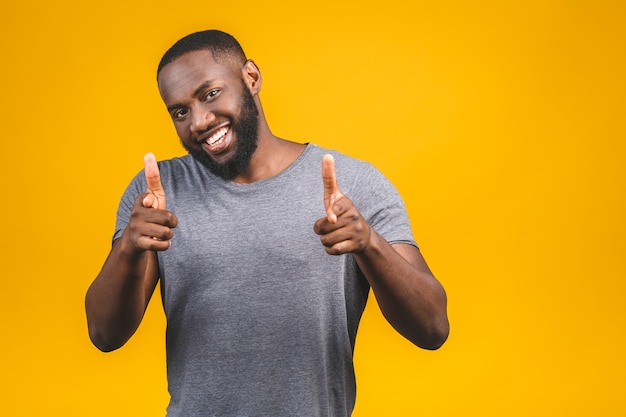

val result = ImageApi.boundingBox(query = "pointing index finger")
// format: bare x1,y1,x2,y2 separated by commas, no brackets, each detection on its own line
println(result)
144,152,166,209
322,154,343,223
322,154,339,197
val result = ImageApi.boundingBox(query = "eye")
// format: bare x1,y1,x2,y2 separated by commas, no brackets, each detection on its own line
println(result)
172,108,188,120
204,89,220,101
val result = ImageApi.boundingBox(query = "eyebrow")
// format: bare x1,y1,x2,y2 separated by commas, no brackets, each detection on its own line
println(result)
192,80,214,98
166,80,215,112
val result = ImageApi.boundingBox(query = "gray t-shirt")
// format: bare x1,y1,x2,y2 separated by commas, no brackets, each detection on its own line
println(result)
114,144,416,416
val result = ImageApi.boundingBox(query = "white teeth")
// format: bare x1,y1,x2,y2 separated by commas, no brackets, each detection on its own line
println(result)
207,127,229,146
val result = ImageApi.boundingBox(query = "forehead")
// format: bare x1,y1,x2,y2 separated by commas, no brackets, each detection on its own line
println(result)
157,49,240,103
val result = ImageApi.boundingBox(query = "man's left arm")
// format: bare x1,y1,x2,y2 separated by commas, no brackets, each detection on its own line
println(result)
313,154,449,350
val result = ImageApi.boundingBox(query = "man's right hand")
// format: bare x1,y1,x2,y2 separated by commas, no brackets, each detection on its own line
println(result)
86,152,175,351
124,153,178,252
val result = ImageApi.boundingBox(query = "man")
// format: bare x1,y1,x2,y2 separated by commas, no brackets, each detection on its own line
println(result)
86,30,448,416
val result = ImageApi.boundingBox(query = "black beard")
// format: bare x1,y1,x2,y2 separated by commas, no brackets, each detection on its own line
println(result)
183,83,259,180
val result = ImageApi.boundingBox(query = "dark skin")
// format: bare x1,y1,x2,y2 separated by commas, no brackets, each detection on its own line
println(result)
85,50,449,352
316,154,449,348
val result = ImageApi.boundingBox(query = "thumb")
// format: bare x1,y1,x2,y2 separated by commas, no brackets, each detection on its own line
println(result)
143,153,166,209
322,154,343,224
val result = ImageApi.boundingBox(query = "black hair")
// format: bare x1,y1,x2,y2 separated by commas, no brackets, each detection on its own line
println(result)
157,30,247,78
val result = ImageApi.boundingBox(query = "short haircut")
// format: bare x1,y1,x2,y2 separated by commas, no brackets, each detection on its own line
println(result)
157,30,247,78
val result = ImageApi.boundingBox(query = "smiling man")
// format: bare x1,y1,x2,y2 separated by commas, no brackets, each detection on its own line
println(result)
85,30,449,416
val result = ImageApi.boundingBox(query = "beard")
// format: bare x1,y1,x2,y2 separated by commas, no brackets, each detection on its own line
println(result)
183,83,259,180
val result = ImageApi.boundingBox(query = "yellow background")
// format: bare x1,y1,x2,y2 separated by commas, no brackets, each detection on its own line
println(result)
2,1,624,415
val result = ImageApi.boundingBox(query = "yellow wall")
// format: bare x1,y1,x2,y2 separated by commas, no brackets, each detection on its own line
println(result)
2,1,624,415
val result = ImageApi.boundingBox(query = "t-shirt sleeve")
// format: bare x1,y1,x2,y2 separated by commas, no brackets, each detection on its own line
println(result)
341,161,417,247
112,170,147,243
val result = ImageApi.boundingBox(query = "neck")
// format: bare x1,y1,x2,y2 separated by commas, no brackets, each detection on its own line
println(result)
231,119,305,184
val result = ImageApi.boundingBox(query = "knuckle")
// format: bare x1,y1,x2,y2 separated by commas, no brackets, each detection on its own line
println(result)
328,243,344,255
314,218,330,235
164,212,178,227
319,235,331,247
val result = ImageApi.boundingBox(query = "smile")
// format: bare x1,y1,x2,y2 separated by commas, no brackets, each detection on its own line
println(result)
206,126,229,146
200,125,233,155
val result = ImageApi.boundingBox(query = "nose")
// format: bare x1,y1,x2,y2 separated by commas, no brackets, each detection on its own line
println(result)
190,107,216,134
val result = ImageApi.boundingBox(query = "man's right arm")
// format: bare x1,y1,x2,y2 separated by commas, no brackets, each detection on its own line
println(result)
85,153,177,352
85,232,161,352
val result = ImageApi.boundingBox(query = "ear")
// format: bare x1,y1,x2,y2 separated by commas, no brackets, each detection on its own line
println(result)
242,59,262,95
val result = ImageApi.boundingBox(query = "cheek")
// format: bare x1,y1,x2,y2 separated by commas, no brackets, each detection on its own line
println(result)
175,124,192,143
